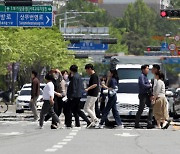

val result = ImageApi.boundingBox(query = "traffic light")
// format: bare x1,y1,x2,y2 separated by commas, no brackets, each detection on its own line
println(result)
146,46,161,51
5,0,32,6
178,47,180,56
160,10,180,18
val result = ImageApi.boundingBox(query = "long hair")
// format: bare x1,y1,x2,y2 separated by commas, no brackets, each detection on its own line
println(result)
110,69,119,81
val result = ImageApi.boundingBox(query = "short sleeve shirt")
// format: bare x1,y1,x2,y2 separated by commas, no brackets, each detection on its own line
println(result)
43,82,54,100
87,73,99,97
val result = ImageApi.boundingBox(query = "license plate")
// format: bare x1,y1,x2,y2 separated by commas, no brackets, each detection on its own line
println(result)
129,111,137,115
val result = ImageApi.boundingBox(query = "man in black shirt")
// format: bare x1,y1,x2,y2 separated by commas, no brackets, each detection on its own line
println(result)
84,64,99,127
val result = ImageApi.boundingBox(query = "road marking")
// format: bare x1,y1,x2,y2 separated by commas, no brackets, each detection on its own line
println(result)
62,138,72,142
66,136,74,139
0,132,23,136
52,145,63,149
72,129,79,132
69,132,77,136
115,133,139,137
45,127,80,152
45,149,58,152
58,142,67,145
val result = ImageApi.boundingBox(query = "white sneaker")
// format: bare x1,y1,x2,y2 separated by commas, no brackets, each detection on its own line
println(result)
95,124,103,129
94,119,100,126
114,125,124,129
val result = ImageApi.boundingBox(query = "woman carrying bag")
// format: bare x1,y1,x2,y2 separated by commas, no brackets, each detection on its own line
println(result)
95,70,123,129
152,72,170,129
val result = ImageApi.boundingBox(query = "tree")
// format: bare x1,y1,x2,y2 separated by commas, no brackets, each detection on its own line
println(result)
123,0,157,37
119,0,158,55
65,0,112,27
0,27,87,89
107,27,128,54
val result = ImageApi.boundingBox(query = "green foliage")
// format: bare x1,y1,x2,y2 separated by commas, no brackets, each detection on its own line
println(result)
123,0,157,36
107,27,128,54
0,27,86,87
66,0,111,27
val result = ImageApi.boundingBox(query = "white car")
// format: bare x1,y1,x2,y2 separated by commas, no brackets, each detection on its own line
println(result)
22,83,46,90
16,88,44,113
108,79,149,121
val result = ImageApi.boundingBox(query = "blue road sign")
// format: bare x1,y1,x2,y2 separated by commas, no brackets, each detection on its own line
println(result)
18,12,52,27
0,12,17,26
163,57,180,64
68,42,108,50
161,42,169,51
0,12,52,27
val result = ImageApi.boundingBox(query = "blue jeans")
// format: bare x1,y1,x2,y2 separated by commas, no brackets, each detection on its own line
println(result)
100,95,122,126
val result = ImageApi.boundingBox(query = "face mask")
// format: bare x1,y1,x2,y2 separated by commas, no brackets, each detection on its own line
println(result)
64,74,68,80
54,73,59,80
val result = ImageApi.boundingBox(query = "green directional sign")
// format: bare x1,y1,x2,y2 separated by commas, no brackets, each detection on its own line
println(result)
0,6,52,12
0,5,5,12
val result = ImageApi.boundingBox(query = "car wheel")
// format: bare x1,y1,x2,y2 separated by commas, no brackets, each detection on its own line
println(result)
16,110,24,113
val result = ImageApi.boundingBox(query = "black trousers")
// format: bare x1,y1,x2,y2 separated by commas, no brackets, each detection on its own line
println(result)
95,99,101,118
100,95,106,112
135,94,153,127
45,96,64,125
64,98,90,127
39,100,60,127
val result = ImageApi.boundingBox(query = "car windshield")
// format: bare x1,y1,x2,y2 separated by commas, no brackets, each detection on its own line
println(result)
117,68,153,80
20,90,31,96
20,90,42,96
118,83,139,94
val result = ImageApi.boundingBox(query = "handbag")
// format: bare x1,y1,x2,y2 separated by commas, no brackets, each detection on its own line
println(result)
108,86,118,97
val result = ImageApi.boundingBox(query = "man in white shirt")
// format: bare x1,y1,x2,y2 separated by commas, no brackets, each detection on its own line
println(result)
39,73,60,129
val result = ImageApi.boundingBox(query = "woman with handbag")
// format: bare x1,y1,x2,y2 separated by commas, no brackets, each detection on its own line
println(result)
95,70,123,129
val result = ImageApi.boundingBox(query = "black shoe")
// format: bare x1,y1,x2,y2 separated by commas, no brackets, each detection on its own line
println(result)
162,120,171,129
51,124,58,129
134,125,143,129
147,124,155,129
87,122,94,128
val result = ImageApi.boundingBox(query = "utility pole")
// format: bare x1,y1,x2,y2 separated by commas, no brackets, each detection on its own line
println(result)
11,62,15,103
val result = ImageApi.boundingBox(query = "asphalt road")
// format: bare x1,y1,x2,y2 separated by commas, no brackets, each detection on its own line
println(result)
1,105,180,154
0,120,180,154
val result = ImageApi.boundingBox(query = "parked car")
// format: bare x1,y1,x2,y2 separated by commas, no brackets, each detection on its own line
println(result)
172,88,180,119
16,88,43,113
22,83,46,90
